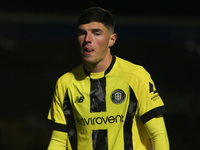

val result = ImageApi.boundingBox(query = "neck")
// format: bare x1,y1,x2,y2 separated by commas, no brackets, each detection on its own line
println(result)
84,55,113,73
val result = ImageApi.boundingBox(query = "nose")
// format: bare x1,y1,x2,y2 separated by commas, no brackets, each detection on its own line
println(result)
84,33,92,43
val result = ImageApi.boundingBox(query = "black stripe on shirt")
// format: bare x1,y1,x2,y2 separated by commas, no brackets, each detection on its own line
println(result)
123,87,137,150
63,89,77,150
90,77,106,112
92,129,108,150
140,106,167,124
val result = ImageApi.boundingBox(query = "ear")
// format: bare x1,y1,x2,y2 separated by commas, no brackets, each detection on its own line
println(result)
108,33,117,48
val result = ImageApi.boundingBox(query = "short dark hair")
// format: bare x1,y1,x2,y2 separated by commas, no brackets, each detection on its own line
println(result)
77,7,115,32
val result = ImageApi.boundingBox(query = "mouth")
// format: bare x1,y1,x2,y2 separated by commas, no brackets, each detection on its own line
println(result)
83,47,94,55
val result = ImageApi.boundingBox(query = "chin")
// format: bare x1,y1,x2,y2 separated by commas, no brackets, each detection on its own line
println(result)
84,60,95,65
83,58,97,65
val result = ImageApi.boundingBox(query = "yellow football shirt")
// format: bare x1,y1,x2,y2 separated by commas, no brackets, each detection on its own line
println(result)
48,56,166,150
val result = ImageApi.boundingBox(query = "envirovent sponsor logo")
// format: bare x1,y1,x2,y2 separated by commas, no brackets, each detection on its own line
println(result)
77,115,124,125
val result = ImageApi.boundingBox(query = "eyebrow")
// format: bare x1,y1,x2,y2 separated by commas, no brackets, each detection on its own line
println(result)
91,28,103,33
77,28,103,32
77,28,86,32
77,29,86,35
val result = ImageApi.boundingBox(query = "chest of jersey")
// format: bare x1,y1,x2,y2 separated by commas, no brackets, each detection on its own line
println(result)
64,74,137,150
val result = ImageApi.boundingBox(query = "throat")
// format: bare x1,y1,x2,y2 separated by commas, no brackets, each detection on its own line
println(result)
84,55,113,73
84,63,102,73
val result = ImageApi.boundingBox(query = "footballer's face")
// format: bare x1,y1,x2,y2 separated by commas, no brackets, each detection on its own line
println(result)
77,22,116,67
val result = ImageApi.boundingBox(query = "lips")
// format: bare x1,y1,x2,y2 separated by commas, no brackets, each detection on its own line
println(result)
83,47,94,55
84,47,93,51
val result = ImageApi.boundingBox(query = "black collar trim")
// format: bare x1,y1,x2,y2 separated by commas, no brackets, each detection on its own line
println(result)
83,65,90,76
83,55,116,77
105,55,116,75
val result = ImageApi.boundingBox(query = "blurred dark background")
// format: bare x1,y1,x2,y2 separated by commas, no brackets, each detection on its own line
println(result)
1,1,200,150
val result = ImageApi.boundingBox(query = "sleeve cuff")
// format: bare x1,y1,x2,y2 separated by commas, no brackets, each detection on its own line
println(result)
140,106,167,124
48,119,67,132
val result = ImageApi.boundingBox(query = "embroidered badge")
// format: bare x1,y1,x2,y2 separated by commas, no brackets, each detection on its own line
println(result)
111,89,126,104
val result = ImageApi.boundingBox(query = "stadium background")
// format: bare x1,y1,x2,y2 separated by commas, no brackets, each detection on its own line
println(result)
1,1,200,149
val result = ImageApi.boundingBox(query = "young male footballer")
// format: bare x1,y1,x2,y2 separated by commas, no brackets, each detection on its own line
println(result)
47,7,169,150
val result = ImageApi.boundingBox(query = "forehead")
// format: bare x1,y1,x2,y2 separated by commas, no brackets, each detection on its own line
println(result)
78,22,108,31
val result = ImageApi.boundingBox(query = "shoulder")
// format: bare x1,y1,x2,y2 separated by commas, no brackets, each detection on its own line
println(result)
56,63,85,88
113,56,150,80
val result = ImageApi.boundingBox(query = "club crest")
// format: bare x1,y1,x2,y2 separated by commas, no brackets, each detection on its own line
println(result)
111,89,126,104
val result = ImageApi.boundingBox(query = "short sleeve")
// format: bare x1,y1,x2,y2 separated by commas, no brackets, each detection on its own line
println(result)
136,68,166,124
48,80,68,132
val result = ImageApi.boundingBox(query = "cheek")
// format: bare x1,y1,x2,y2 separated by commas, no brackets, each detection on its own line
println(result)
97,38,109,48
77,40,84,52
78,37,84,45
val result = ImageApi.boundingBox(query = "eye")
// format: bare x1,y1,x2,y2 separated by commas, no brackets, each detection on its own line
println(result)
77,29,86,36
94,32,101,36
92,29,102,36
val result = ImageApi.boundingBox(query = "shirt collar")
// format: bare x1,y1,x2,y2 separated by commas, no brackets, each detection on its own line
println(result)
83,55,116,77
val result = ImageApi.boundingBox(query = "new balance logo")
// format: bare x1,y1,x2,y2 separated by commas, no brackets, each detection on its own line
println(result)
78,96,84,103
